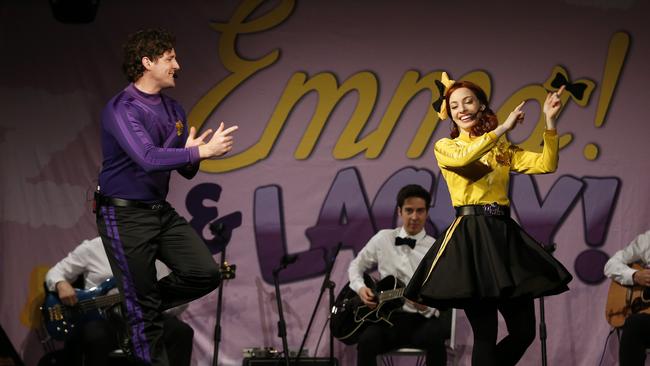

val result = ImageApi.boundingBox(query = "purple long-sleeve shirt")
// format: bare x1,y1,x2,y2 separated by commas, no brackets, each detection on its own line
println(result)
98,84,201,202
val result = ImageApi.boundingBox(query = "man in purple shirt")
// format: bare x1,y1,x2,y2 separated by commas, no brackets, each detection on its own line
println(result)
95,28,237,366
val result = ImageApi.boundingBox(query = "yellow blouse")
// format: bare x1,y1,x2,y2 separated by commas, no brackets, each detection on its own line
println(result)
433,130,558,207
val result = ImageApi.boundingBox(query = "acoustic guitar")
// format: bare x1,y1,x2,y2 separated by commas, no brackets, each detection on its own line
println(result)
605,263,650,327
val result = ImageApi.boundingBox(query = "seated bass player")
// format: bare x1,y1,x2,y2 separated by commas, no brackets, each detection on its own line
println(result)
604,229,650,366
347,184,447,366
44,237,194,366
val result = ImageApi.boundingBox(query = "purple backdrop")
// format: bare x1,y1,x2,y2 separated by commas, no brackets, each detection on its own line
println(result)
2,0,649,365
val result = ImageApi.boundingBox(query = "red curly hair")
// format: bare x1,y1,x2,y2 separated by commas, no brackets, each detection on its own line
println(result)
444,81,498,138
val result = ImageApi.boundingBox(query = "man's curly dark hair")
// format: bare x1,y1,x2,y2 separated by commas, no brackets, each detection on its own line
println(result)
122,28,176,82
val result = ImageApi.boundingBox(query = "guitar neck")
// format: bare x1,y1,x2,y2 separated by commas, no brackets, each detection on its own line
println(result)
378,288,405,302
78,293,122,312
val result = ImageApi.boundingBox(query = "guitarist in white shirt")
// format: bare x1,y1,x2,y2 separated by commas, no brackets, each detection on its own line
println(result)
45,237,194,366
348,184,447,366
603,229,650,366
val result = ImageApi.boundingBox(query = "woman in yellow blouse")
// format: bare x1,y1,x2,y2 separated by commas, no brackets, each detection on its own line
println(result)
405,75,573,366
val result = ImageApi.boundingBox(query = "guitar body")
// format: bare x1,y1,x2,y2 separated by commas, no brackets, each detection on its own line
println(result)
330,274,405,345
42,277,121,340
605,263,650,328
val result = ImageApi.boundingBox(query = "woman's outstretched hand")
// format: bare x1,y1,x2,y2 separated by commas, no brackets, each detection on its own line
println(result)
495,101,525,137
543,85,566,128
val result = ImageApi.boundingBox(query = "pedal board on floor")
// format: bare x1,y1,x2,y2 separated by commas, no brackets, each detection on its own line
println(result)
242,347,280,358
242,358,338,366
242,347,336,365
242,347,310,358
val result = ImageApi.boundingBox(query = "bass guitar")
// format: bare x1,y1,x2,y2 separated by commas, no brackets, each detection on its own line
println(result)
605,263,650,327
330,274,405,345
41,277,123,340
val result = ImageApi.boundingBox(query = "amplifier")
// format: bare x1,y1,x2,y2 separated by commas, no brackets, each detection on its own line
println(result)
242,357,338,366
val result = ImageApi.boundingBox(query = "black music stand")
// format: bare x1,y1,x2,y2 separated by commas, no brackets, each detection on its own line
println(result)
211,222,236,366
295,243,342,365
273,254,298,366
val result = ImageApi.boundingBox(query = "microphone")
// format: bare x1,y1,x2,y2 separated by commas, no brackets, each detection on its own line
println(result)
273,254,298,276
173,73,179,79
460,112,480,123
543,243,557,254
470,105,486,121
456,110,482,124
281,254,298,267
209,221,224,234
208,221,232,252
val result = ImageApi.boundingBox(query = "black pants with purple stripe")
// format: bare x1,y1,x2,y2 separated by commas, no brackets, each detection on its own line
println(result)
97,204,220,366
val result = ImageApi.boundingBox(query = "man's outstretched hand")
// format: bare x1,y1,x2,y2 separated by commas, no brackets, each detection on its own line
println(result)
196,122,239,159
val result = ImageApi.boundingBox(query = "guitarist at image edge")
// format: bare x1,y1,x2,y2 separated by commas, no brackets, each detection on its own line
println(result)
604,229,650,366
43,237,194,366
343,184,448,366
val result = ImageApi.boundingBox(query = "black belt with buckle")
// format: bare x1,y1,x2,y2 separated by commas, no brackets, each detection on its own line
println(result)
96,195,169,210
455,203,510,217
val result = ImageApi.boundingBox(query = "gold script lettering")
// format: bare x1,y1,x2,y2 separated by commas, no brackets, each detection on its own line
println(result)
188,0,295,173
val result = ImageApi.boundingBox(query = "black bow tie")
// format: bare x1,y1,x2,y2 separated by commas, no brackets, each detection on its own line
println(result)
395,237,416,249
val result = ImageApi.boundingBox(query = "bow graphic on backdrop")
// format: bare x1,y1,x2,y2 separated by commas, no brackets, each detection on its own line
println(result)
543,65,595,106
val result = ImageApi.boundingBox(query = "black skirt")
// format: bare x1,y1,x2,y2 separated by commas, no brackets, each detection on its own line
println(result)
404,214,572,309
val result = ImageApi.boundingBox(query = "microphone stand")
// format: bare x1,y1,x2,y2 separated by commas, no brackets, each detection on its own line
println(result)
295,242,343,365
211,223,236,366
539,243,556,366
327,277,335,364
540,295,548,366
273,255,298,366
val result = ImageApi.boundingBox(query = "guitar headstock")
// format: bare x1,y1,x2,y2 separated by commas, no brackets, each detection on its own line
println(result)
221,261,236,280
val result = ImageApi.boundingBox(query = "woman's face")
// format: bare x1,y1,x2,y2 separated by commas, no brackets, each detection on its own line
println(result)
448,87,484,132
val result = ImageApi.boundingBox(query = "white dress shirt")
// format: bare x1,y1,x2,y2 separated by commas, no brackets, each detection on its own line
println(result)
46,237,114,292
45,237,185,314
348,227,436,317
604,230,650,286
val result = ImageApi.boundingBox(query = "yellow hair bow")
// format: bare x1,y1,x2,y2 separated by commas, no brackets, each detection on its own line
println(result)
431,72,455,120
